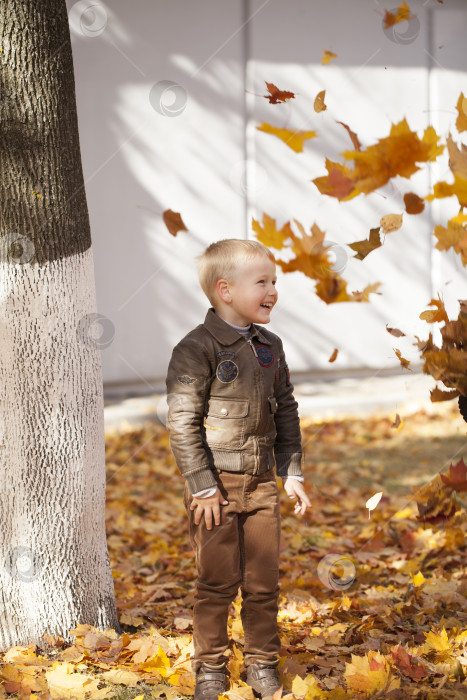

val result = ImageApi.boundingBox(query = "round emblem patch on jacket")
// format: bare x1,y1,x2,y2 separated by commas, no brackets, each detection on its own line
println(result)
255,345,275,367
216,360,239,383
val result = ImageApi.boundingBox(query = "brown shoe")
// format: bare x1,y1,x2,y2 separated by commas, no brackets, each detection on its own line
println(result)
194,663,228,700
246,662,282,700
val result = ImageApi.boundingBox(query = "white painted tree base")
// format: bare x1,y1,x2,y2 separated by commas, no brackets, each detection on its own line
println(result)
0,246,119,649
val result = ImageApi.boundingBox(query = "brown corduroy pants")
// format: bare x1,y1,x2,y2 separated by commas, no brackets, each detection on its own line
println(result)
183,468,281,673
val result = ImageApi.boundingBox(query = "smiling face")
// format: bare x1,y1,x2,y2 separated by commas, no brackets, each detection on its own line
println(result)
215,254,278,326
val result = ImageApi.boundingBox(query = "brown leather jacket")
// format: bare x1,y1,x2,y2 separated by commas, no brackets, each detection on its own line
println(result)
166,308,303,494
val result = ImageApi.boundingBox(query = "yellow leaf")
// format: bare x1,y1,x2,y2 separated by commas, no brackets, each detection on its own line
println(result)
411,571,426,587
99,669,141,687
425,628,451,652
456,92,467,133
45,662,104,699
252,214,293,249
256,122,317,153
322,50,338,65
344,651,400,695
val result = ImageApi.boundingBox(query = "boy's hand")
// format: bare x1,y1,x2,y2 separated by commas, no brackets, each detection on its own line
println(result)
283,479,311,515
190,488,228,530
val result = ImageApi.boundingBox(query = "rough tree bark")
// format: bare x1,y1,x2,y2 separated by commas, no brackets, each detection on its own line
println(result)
0,0,120,648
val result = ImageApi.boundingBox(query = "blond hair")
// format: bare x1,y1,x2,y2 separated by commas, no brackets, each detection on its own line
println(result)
197,239,274,306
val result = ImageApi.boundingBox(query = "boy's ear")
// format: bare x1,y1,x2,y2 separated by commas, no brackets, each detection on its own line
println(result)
216,278,231,304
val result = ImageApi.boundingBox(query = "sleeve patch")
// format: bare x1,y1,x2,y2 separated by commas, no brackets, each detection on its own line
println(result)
177,375,197,384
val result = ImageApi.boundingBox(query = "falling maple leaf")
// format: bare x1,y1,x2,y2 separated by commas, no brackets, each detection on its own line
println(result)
434,216,467,267
328,348,338,363
313,119,443,200
251,214,293,249
321,49,337,65
380,213,403,233
313,90,327,113
440,458,467,492
256,122,317,153
419,296,449,324
455,92,467,133
427,134,467,207
384,2,415,29
392,413,403,429
349,227,382,260
163,209,188,237
404,192,425,214
264,81,295,104
336,121,362,151
394,348,411,370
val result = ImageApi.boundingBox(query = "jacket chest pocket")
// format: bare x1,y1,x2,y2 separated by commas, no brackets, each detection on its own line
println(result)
204,397,249,448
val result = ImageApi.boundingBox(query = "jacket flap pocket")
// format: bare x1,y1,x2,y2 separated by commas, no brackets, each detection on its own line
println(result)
208,397,249,418
268,396,278,414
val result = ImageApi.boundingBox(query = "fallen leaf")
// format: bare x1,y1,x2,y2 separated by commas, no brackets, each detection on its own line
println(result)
380,213,403,233
349,228,382,260
264,81,295,104
328,348,338,363
394,348,411,370
404,192,425,214
163,210,188,237
322,50,337,65
314,90,327,113
256,122,317,153
386,325,406,337
384,2,415,29
440,458,467,492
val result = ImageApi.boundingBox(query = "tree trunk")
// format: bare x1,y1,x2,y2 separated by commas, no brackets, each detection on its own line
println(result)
0,0,120,649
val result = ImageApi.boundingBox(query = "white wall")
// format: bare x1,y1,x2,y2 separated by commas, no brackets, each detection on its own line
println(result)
66,0,467,391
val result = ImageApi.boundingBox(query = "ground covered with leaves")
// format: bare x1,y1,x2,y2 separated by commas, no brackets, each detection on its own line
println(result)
0,403,466,699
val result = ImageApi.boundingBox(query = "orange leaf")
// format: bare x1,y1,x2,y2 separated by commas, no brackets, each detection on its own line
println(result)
336,121,361,151
163,210,188,237
384,2,415,29
456,92,467,133
404,192,425,214
264,81,295,104
321,50,337,65
390,645,427,681
256,122,317,153
251,214,293,249
328,348,338,363
434,216,467,267
314,90,327,113
440,458,467,492
419,296,449,324
394,348,411,370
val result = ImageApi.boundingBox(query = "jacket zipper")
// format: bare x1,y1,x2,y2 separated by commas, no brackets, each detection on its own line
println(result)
246,337,260,474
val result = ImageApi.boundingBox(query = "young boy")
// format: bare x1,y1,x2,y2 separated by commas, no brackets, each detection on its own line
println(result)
166,239,311,700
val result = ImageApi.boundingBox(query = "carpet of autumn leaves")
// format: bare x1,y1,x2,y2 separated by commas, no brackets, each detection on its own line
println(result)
1,402,467,699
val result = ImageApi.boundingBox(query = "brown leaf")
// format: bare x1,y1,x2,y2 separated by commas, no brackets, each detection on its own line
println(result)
336,121,361,151
349,228,382,260
328,348,338,363
440,458,467,492
264,81,295,104
430,387,460,402
419,296,449,324
404,192,425,214
394,348,412,370
163,209,188,237
386,325,406,337
390,645,427,681
314,90,327,113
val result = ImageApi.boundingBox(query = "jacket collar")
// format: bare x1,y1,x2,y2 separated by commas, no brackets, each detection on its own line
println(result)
203,308,272,346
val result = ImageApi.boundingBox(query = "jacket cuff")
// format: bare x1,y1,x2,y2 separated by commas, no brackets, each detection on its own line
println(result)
184,466,218,495
275,452,303,478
